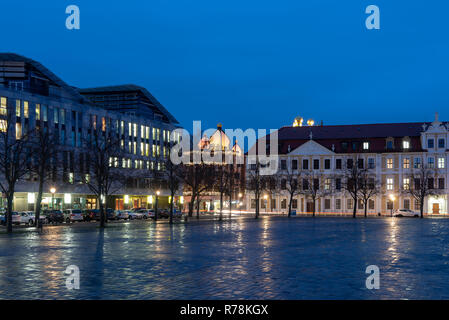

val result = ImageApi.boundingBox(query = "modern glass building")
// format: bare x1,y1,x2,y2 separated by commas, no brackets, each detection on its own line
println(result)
0,53,181,211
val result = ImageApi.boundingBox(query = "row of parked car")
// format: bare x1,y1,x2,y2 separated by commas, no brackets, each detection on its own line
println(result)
0,207,183,226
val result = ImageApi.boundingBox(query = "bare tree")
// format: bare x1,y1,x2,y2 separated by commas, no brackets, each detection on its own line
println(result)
263,175,279,213
341,156,365,218
403,165,442,218
301,170,331,217
0,109,32,232
246,158,264,219
30,127,60,226
357,169,379,218
225,162,240,219
80,128,124,228
280,167,302,217
215,163,229,221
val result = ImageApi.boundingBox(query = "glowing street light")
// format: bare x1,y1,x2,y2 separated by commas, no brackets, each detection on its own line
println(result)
155,190,160,221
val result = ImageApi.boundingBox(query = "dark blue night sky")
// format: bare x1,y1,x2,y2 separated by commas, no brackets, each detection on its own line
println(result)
1,1,449,132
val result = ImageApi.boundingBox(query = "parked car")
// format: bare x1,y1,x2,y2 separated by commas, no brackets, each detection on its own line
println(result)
20,211,45,225
393,209,419,218
138,209,154,219
0,212,21,225
0,214,5,225
114,210,129,220
128,211,143,220
158,209,170,219
43,210,64,223
63,209,84,223
106,208,116,221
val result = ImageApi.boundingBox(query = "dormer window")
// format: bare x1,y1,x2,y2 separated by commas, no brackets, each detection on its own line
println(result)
386,140,393,150
403,140,410,149
363,142,369,150
428,139,434,149
438,138,445,149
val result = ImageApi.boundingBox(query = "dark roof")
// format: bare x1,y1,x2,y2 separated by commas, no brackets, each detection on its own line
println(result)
0,53,87,103
277,122,434,140
79,84,179,124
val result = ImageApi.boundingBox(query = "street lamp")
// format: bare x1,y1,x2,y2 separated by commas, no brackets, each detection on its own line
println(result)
389,194,396,217
155,190,160,221
50,187,56,210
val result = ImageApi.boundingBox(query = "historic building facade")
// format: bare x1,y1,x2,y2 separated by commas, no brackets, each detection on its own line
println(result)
245,115,449,215
0,53,181,211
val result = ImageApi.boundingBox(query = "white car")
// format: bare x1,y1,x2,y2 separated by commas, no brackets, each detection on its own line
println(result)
12,212,21,225
128,211,143,220
114,210,129,220
393,209,419,217
20,211,46,225
63,209,84,223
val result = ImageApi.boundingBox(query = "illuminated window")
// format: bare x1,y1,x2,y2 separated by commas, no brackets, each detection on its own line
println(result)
403,140,410,149
152,145,156,157
24,101,29,118
128,123,132,136
120,121,124,135
141,142,145,156
102,117,106,131
146,126,150,139
15,100,21,117
387,158,393,169
0,119,7,132
403,178,410,190
403,158,410,169
15,123,22,139
363,142,369,150
133,123,137,137
387,178,393,190
438,157,445,169
324,178,331,190
141,125,144,138
35,104,40,120
0,97,7,115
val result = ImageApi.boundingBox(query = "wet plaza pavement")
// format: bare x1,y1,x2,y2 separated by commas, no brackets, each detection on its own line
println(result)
1,217,449,299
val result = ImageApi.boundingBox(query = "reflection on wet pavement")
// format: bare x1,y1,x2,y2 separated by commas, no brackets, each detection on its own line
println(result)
1,217,449,299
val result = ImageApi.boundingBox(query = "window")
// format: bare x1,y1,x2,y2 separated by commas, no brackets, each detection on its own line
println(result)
42,105,48,121
313,179,319,190
403,158,410,169
369,199,375,210
23,101,29,118
15,100,21,117
324,199,331,210
347,199,353,210
251,199,256,209
325,178,331,190
414,157,421,168
414,199,421,211
281,179,287,190
363,142,369,150
324,159,330,169
281,199,287,209
0,97,7,115
403,178,410,190
302,179,309,190
54,107,59,124
292,159,298,170
271,199,276,209
387,158,393,169
438,157,445,169
292,199,297,209
335,199,341,210
358,158,364,169
302,159,309,170
439,178,445,190
387,200,393,210
352,142,359,151
428,178,434,190
368,158,375,169
341,142,348,150
404,199,410,210
438,138,445,149
347,159,353,169
428,157,435,168
358,199,364,210
387,178,393,190
386,140,393,150
35,104,40,120
15,123,22,139
280,159,287,170
336,178,341,190
428,139,434,148
336,159,342,169
403,140,410,149
60,109,65,125
313,159,319,170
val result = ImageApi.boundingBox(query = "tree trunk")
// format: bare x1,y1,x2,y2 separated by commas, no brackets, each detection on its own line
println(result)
420,198,424,218
353,197,357,218
364,200,367,218
188,200,193,217
196,199,200,219
255,197,259,219
99,196,105,228
219,191,223,221
6,193,13,233
228,193,232,219
312,198,316,217
34,178,44,227
288,195,293,218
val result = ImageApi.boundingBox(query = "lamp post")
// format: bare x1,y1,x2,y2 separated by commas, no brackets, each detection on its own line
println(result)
389,194,396,217
50,187,56,210
155,190,160,221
